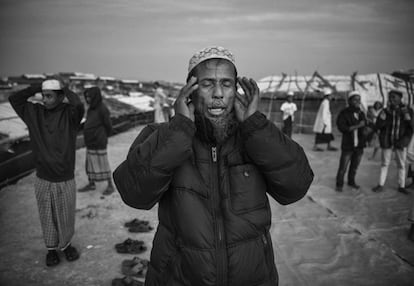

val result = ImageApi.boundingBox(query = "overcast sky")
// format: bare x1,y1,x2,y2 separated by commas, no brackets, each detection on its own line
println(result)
0,0,413,82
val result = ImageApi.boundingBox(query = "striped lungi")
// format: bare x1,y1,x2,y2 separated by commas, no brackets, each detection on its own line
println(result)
34,177,76,250
85,149,112,181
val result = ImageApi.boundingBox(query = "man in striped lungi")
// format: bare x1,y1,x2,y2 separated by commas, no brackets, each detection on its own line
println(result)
78,87,115,195
9,79,84,267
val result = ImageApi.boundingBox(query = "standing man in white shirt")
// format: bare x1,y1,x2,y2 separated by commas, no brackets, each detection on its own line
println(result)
280,91,297,138
313,88,337,151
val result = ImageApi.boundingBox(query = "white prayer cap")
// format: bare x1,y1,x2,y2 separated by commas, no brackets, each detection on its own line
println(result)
349,90,360,97
188,46,236,74
41,79,62,91
287,91,294,96
323,88,332,96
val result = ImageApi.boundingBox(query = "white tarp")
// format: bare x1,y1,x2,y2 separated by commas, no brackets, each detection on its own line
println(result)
258,73,414,109
0,102,28,145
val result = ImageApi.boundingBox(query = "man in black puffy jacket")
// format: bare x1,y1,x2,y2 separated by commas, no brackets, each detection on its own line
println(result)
113,46,314,286
372,90,414,194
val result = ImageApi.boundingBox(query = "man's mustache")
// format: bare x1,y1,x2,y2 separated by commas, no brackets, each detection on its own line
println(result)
210,100,226,108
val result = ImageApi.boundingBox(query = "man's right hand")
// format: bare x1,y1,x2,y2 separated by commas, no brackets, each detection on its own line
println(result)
379,111,386,121
174,76,198,122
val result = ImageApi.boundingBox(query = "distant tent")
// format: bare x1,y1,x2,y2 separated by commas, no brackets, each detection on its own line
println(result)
258,72,414,108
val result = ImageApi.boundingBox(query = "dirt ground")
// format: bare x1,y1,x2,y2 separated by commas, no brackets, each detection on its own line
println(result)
0,126,413,286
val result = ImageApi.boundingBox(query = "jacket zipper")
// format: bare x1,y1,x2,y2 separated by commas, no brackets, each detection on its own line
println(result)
211,146,227,286
262,232,276,280
212,146,217,162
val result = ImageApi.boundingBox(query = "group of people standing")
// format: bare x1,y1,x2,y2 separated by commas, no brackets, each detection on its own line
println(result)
331,89,413,195
335,89,414,241
280,87,414,241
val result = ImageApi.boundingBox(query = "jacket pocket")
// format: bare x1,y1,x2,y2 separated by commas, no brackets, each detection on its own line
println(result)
229,164,267,214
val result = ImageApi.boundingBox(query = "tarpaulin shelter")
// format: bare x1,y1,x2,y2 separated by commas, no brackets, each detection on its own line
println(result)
256,72,414,134
257,72,414,109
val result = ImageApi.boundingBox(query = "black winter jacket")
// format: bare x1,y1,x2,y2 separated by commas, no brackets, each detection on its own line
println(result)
83,87,113,150
376,105,414,149
113,112,314,286
9,84,84,182
336,107,367,151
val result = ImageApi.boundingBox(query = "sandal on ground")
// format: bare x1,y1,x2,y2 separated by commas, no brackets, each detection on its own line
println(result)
116,244,147,254
115,239,146,254
46,250,60,267
121,258,149,277
124,219,149,228
128,224,153,233
112,276,144,286
78,184,96,192
63,245,80,261
122,256,149,267
103,186,115,196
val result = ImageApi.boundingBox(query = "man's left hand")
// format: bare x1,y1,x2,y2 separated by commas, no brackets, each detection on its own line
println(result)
234,77,260,122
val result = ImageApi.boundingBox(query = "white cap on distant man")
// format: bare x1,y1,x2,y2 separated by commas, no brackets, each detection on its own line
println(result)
349,90,360,97
323,88,332,96
287,91,294,96
42,79,62,91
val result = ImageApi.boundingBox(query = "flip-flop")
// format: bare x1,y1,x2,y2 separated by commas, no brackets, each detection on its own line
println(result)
124,219,150,228
126,244,147,255
115,239,145,254
122,256,149,268
121,259,149,277
103,187,115,196
128,224,153,233
78,184,96,192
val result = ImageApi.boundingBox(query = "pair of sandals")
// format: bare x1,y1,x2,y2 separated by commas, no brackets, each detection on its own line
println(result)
112,257,148,285
46,245,79,267
121,256,149,278
124,218,153,233
78,183,114,196
115,238,147,254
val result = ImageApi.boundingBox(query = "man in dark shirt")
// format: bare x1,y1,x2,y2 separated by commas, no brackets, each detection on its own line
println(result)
79,87,114,195
9,79,84,266
335,91,367,192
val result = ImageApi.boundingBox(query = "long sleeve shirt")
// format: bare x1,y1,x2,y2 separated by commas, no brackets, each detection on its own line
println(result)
9,85,84,182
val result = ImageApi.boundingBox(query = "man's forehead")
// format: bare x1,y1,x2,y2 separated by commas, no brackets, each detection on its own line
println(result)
196,59,236,78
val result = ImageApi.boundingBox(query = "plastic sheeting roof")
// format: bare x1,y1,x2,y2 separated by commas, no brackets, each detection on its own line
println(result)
0,102,28,145
258,73,414,108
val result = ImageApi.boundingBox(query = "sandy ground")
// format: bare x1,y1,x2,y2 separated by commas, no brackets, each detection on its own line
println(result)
0,126,414,286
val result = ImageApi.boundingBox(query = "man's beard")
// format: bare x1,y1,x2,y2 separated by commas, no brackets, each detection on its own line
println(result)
194,110,239,144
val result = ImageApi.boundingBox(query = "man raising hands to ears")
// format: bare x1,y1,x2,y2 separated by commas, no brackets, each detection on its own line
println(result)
114,46,313,286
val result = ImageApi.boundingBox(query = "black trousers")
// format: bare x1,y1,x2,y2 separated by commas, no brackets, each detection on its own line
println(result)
336,148,364,187
282,116,293,138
